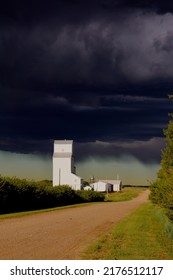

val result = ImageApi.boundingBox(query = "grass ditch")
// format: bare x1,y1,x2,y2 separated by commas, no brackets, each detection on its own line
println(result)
81,202,173,260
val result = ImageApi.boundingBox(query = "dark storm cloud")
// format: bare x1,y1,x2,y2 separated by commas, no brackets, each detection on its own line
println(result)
0,0,173,164
75,137,165,164
2,8,173,90
1,1,173,24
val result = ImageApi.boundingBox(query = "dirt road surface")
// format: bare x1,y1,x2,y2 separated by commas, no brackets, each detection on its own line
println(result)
0,190,149,259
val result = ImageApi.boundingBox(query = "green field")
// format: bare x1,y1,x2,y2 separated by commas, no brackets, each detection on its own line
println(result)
81,202,173,260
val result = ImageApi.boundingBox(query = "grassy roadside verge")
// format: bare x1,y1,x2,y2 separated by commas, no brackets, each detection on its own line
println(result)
81,202,173,260
0,187,147,219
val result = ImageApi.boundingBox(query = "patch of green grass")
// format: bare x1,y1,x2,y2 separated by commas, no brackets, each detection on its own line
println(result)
81,202,173,260
105,187,147,202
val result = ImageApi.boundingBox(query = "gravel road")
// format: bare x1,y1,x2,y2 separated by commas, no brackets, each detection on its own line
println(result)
0,190,149,260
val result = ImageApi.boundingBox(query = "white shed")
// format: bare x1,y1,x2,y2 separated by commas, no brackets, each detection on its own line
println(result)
83,185,93,191
53,140,82,190
102,180,122,192
91,179,122,192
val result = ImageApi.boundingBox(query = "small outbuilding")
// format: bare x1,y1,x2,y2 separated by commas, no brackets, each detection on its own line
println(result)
83,185,93,191
91,179,122,192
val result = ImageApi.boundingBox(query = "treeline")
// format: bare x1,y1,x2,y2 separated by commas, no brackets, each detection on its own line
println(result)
0,176,105,214
150,95,173,220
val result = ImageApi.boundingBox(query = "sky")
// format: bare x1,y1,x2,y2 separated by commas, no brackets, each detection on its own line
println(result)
1,0,173,185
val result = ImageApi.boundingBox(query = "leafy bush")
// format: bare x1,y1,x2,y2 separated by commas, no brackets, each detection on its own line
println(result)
150,176,173,220
76,190,105,202
0,176,105,214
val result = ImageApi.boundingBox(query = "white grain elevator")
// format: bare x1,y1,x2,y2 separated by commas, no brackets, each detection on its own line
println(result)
53,140,82,190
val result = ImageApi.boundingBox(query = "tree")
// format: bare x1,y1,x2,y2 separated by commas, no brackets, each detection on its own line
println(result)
159,96,173,177
150,95,173,219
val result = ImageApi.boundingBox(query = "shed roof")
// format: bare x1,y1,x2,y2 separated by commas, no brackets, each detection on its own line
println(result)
101,180,121,184
93,180,121,185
